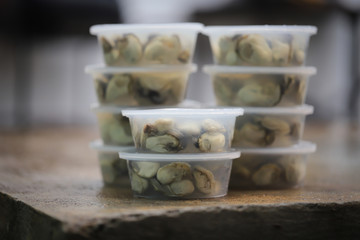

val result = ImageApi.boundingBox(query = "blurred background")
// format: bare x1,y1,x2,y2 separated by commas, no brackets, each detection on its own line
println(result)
1,0,359,128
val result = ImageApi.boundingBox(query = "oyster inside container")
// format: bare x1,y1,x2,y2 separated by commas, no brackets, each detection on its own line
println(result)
122,108,244,153
202,25,317,66
85,64,197,106
119,149,240,199
203,65,316,107
232,105,313,148
91,100,203,146
230,141,316,189
90,139,133,186
90,23,203,66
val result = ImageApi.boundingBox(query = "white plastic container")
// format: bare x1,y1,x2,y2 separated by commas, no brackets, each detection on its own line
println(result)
232,105,313,148
203,65,316,107
122,108,244,153
230,141,316,189
90,23,203,66
119,149,240,199
202,25,317,66
85,64,197,106
90,140,133,186
91,100,203,146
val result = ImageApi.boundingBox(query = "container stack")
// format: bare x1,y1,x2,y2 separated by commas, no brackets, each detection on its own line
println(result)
202,25,318,189
86,23,203,187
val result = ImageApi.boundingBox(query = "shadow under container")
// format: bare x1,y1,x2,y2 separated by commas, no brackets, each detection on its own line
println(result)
85,64,197,106
90,140,133,187
203,65,316,107
122,108,243,153
119,150,240,199
230,141,316,189
202,25,317,67
232,105,313,148
90,23,203,66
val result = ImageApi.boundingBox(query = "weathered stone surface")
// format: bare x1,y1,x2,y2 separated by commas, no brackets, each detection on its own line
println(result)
0,121,360,239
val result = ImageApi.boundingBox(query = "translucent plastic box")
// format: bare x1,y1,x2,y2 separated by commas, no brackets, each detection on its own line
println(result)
122,108,244,153
202,25,317,66
230,141,316,189
90,23,203,66
119,150,240,199
90,140,133,186
85,64,196,106
232,105,313,148
203,65,316,107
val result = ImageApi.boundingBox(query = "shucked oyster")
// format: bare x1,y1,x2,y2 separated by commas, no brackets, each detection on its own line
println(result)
235,34,273,65
193,166,216,194
114,34,142,64
144,35,182,64
252,163,282,186
105,74,132,102
156,162,191,185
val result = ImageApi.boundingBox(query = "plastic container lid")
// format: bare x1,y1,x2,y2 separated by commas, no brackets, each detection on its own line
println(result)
85,64,197,74
90,23,204,35
202,25,317,35
202,65,317,75
241,105,313,115
238,141,316,155
122,108,244,117
119,149,241,161
89,139,134,152
90,100,204,114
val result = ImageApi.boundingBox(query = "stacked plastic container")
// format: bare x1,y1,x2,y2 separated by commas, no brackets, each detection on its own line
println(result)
86,23,243,199
86,23,203,186
202,25,318,189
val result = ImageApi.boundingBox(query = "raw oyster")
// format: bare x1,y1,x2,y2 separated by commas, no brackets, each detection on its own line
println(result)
144,35,181,64
130,172,149,194
132,162,160,178
169,180,194,196
235,34,273,65
105,74,132,102
115,34,142,64
193,166,216,194
252,163,282,186
197,132,225,152
156,162,191,185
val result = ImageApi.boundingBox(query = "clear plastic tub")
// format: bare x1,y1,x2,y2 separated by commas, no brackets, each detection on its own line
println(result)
230,141,316,189
203,65,316,107
202,25,317,66
90,23,203,66
232,105,313,148
90,140,133,186
119,149,240,199
122,108,244,153
91,100,203,146
85,64,196,106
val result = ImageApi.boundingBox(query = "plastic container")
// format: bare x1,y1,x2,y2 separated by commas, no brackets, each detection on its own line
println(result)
90,140,133,186
90,23,203,66
232,105,313,148
119,149,240,199
202,25,317,66
91,100,203,146
203,65,316,107
85,64,197,106
230,141,316,189
122,108,244,153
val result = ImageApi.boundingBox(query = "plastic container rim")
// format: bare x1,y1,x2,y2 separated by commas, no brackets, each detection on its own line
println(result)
122,108,244,117
90,23,204,35
202,65,317,75
119,149,241,161
85,64,197,74
202,25,317,35
237,141,316,154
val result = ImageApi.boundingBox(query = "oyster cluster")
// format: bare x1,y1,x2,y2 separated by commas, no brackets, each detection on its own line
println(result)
232,115,301,148
133,118,230,153
95,72,186,106
128,160,229,198
99,152,128,186
216,34,306,66
213,74,306,107
100,34,190,66
230,154,306,189
98,112,133,146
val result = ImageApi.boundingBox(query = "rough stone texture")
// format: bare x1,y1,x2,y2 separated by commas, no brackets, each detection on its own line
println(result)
0,121,360,239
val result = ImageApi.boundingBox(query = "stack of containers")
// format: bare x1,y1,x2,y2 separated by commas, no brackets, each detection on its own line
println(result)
202,25,318,189
86,23,203,186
